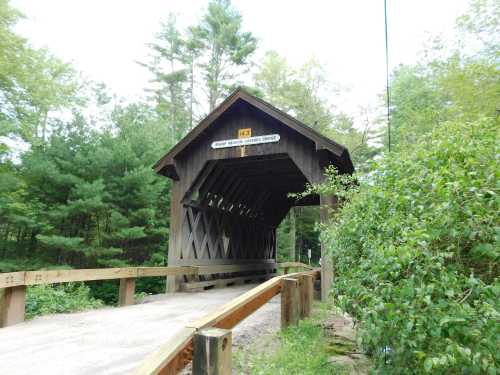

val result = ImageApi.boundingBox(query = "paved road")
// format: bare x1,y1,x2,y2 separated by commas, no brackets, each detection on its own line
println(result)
0,284,280,375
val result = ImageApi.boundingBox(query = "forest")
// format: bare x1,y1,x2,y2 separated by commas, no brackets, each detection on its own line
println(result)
0,0,498,373
0,0,378,274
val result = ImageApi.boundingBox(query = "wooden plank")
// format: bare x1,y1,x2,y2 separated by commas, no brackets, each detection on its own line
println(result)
25,268,137,285
137,267,198,278
279,262,313,270
181,274,276,292
172,258,276,266
0,285,26,328
197,263,276,275
22,267,198,286
133,327,196,375
193,328,231,375
0,272,25,288
118,278,135,307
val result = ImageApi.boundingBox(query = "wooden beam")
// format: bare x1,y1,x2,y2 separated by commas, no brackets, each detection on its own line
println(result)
118,278,135,307
279,262,314,270
0,285,26,328
192,328,232,375
301,275,314,318
197,263,276,275
137,267,198,278
0,272,25,289
22,267,197,286
320,195,337,300
133,327,196,375
181,274,275,292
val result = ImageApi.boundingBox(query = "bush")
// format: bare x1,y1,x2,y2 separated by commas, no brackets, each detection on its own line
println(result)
321,118,499,374
26,282,103,319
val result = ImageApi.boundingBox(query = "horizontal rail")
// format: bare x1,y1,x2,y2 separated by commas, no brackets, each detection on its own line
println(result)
0,262,303,288
0,267,199,288
134,268,320,375
279,262,314,270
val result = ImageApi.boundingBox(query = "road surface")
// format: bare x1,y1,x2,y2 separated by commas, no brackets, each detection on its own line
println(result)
0,284,281,375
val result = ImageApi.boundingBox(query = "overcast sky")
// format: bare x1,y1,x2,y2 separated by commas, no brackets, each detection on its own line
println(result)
11,0,469,115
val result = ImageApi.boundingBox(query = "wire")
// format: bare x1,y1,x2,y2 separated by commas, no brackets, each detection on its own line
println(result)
384,0,391,152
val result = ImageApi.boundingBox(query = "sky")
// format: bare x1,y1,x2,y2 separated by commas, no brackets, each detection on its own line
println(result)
11,0,470,116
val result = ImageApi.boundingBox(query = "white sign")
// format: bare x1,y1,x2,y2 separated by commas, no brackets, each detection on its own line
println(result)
211,134,280,149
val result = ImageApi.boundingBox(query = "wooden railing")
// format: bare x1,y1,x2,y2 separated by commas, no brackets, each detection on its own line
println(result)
134,267,320,375
0,266,198,328
0,262,312,328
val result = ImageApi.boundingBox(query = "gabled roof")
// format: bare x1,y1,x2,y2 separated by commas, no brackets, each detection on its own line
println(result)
153,87,354,177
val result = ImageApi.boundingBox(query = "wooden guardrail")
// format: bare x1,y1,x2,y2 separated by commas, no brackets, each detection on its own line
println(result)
0,262,309,329
0,266,199,328
134,268,321,375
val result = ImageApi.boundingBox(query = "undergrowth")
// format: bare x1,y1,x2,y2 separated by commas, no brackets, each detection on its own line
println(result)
26,282,104,319
234,302,366,374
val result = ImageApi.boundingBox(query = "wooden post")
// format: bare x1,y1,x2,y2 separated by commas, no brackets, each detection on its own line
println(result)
193,328,232,375
281,278,299,329
118,278,135,306
0,286,26,327
167,183,183,293
297,275,305,319
301,274,314,318
319,195,337,301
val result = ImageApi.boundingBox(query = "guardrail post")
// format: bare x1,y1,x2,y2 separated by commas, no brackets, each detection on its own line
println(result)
281,278,299,329
118,278,135,306
193,328,232,375
301,275,313,318
0,286,26,327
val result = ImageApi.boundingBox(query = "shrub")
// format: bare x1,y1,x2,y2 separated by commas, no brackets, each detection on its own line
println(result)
26,282,103,319
321,118,499,374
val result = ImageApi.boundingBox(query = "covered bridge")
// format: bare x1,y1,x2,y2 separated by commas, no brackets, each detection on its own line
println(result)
153,88,354,299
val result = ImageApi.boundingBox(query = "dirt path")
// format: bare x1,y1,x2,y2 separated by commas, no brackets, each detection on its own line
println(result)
0,284,280,375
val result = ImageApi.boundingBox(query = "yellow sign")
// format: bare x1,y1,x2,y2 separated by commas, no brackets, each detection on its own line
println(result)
238,128,252,138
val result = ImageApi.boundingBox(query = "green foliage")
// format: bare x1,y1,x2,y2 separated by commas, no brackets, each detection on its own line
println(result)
0,0,78,144
319,118,499,374
0,103,171,271
192,0,257,110
385,0,499,150
25,282,103,319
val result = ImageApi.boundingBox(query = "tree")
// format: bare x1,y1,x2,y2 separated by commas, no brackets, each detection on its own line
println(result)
383,0,499,150
192,0,257,110
141,14,190,143
0,0,78,145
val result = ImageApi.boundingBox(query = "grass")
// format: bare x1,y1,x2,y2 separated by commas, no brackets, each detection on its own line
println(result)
234,301,368,375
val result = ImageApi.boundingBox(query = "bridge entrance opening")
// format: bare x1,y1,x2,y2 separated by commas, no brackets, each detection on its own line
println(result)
153,88,354,298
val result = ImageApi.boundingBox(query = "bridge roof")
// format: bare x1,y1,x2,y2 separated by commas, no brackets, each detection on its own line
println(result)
153,87,354,178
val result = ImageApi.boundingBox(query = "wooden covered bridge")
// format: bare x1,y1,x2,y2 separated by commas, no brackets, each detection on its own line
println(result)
0,88,354,375
154,88,354,298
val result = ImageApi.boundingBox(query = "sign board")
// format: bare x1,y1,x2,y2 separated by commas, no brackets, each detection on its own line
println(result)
211,134,280,149
238,128,252,138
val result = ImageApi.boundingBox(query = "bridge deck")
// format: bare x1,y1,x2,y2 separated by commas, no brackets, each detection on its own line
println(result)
0,284,279,375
